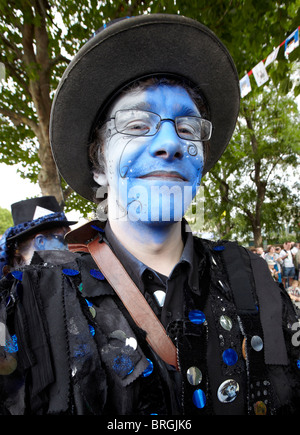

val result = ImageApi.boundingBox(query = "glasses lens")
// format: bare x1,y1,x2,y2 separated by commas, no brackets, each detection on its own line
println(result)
115,110,160,136
176,117,212,141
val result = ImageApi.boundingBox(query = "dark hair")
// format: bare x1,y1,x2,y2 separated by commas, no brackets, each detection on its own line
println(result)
89,77,211,202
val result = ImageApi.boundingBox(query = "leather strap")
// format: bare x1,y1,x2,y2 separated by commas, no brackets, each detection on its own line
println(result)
87,237,179,370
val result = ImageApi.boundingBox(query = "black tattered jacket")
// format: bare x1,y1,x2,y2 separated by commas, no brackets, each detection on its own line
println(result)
0,225,300,415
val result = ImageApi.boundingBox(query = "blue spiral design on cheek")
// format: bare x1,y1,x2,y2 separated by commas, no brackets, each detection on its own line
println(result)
187,144,198,156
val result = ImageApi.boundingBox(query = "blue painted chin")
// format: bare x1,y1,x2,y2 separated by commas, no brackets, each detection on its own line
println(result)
120,176,201,224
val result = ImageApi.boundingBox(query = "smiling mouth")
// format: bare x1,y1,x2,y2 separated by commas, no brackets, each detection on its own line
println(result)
139,171,187,181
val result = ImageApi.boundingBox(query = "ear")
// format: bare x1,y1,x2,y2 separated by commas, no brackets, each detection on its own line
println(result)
33,234,46,250
93,171,108,186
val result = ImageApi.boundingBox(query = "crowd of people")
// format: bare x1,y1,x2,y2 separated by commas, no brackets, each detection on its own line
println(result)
249,242,300,306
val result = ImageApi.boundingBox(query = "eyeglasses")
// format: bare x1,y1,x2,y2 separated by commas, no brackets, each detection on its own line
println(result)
106,109,212,142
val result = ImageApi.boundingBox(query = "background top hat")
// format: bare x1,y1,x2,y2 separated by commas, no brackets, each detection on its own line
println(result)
6,196,77,242
50,14,240,202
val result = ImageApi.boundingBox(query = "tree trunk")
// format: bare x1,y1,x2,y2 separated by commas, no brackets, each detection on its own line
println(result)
21,1,65,206
38,138,64,205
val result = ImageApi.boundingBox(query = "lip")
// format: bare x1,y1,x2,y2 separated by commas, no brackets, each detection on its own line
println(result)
138,171,187,181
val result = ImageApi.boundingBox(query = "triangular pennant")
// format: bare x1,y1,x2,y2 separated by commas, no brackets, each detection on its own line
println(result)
240,74,252,98
284,28,299,58
252,61,269,87
265,46,280,67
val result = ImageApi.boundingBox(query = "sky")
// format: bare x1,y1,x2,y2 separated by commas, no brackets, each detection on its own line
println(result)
0,162,82,224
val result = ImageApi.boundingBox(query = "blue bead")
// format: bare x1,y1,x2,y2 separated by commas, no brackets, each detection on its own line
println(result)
222,348,238,366
85,299,93,307
4,334,18,353
213,245,225,251
89,325,95,336
188,310,206,325
142,358,154,377
11,271,23,281
90,269,105,280
192,389,206,408
62,268,80,276
297,360,300,369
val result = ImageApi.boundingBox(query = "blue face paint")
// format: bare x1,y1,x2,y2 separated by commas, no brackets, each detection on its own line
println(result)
104,84,204,226
33,233,68,251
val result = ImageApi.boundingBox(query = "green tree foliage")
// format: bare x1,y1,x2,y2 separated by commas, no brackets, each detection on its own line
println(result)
188,82,300,245
0,206,13,234
1,0,299,230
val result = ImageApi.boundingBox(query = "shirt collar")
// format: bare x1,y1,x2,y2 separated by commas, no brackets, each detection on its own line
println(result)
104,220,199,293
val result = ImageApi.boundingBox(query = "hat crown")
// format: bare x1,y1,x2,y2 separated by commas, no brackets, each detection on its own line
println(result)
11,196,61,226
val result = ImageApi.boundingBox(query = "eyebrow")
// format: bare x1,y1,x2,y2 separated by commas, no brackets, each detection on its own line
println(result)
119,101,151,111
178,105,200,117
118,103,200,117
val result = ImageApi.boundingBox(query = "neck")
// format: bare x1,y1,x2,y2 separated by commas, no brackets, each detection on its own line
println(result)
109,218,184,277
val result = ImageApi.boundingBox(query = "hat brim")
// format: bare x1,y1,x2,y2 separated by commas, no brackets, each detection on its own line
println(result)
50,14,240,202
6,220,77,242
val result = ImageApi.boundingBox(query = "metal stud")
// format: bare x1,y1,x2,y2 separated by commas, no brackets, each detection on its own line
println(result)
254,401,267,415
153,290,166,307
126,337,138,350
0,354,17,375
217,379,239,403
220,315,233,331
242,337,247,360
187,366,202,386
251,335,263,352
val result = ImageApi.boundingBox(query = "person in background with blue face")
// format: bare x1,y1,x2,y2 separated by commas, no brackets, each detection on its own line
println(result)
0,196,76,277
1,15,300,416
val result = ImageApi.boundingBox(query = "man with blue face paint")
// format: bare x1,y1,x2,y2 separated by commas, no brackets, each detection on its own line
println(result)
91,79,207,276
1,15,300,416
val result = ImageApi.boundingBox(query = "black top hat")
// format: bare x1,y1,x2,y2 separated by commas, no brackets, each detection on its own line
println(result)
6,196,77,242
50,14,240,202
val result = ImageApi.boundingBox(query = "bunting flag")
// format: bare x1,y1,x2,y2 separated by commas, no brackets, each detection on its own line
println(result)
252,61,269,87
0,62,5,83
284,28,299,58
240,73,252,98
265,46,280,67
240,26,299,98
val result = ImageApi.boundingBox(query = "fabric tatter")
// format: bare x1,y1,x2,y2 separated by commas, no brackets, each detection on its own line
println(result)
0,226,300,414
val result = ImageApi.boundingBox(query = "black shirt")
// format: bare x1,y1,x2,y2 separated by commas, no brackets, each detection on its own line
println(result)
104,221,199,329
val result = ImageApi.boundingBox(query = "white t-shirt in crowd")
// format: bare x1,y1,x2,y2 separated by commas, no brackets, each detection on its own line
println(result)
280,250,294,267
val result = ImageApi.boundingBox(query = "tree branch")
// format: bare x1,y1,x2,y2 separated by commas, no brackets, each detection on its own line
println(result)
1,60,30,95
0,107,39,136
48,53,70,71
0,32,23,60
